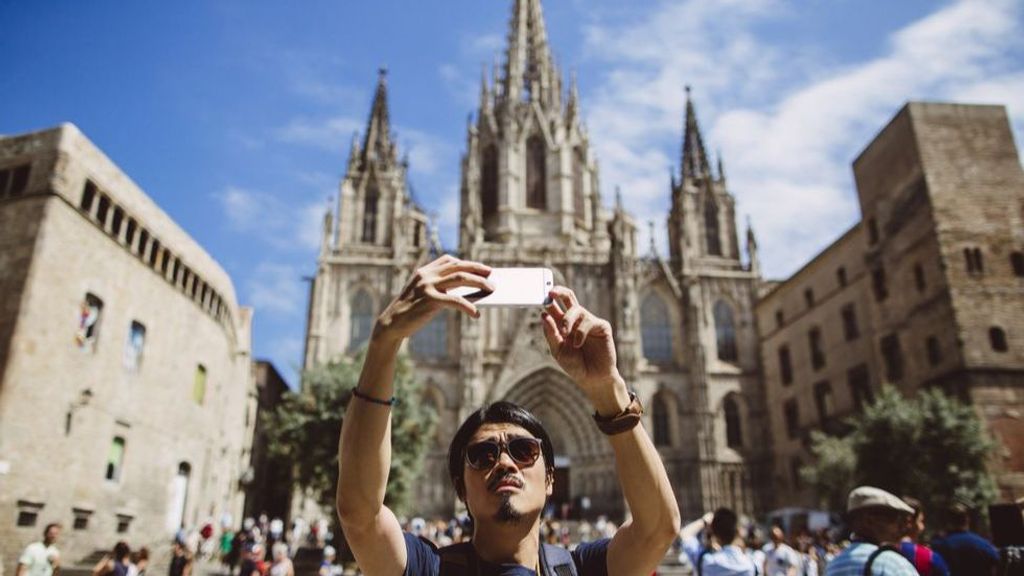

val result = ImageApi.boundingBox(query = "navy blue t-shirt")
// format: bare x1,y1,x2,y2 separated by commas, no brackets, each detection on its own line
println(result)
931,531,999,575
403,532,610,575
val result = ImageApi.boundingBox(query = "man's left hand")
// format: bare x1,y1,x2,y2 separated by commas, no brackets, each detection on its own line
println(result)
541,286,625,400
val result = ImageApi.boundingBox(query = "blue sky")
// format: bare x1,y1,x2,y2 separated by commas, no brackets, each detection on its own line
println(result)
3,0,1022,387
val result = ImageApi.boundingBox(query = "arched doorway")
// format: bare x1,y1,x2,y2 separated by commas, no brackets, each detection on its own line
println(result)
166,462,191,534
500,368,619,519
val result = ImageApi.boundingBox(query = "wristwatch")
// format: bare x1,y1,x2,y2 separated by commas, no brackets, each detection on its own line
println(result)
592,391,644,435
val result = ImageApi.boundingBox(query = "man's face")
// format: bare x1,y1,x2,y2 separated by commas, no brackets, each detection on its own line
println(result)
461,423,552,527
44,526,60,546
858,508,906,544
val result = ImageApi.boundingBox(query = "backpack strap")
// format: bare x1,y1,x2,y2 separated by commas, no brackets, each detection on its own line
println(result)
696,547,709,576
863,545,901,576
540,543,577,576
438,541,475,576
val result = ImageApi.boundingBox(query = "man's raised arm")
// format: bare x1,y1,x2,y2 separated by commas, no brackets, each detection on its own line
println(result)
541,287,681,576
336,255,491,576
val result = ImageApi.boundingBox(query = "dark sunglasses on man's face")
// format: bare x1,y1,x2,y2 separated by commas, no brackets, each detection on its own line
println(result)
465,436,542,470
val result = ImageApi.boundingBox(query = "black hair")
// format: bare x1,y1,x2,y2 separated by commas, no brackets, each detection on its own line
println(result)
947,503,970,528
43,523,61,537
113,541,131,561
902,496,923,518
710,507,738,543
447,401,555,501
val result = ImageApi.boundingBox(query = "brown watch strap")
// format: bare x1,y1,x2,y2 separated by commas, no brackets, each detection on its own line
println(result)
593,391,644,435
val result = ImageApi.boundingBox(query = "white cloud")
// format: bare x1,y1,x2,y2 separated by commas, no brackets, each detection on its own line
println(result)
581,0,1024,278
216,186,326,252
276,116,363,151
247,262,307,316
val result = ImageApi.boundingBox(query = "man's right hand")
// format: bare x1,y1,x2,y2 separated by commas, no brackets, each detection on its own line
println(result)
372,255,493,345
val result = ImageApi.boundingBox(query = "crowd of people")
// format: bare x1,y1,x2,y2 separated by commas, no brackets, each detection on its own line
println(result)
677,486,1005,575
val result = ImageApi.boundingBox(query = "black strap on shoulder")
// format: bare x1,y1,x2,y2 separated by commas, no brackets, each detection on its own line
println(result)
696,547,709,576
439,541,475,575
540,543,577,576
863,545,900,576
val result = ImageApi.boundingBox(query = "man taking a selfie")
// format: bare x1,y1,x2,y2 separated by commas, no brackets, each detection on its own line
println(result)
336,255,681,575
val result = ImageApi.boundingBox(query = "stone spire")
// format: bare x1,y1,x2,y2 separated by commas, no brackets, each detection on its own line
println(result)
566,70,580,123
746,216,761,276
479,64,492,116
361,68,395,167
681,86,711,181
503,0,557,107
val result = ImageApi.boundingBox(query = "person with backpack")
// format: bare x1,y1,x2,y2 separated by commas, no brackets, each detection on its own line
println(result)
824,486,917,576
930,503,999,576
336,255,681,575
897,497,948,576
679,509,757,575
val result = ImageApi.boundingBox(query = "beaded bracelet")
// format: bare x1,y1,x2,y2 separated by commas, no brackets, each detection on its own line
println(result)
351,386,398,407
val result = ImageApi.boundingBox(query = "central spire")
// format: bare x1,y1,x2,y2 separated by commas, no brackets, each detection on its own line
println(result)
681,86,711,181
503,0,557,107
361,67,395,168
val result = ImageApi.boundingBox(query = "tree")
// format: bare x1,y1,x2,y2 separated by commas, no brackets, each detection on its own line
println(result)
266,350,437,516
803,386,996,530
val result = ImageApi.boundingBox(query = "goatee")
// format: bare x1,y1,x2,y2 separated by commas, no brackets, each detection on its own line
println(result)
494,494,523,524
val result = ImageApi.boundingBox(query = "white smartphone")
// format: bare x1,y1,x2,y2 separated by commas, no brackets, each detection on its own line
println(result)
449,268,554,307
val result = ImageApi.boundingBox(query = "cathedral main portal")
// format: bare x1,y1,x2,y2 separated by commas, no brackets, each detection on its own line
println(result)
500,368,622,519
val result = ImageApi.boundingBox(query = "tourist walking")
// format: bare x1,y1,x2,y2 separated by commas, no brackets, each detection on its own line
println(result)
169,539,193,576
764,526,799,576
268,543,293,576
15,523,61,576
898,497,948,576
679,508,757,575
824,486,917,575
930,503,999,576
91,542,132,576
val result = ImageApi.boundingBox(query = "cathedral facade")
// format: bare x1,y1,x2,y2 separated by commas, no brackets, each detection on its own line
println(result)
302,0,768,521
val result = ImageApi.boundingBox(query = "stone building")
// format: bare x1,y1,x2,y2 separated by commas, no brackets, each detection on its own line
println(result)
303,0,768,521
244,360,293,521
757,102,1024,507
0,124,256,568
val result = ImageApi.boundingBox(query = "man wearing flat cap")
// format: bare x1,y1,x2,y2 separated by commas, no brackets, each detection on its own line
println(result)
825,486,917,575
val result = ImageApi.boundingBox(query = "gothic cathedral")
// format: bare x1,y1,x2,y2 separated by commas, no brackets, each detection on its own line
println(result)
303,0,768,521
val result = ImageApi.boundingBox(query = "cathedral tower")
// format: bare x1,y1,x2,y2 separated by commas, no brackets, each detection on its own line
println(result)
459,0,606,253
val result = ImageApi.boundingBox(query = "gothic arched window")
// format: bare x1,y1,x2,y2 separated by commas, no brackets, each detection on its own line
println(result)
714,300,738,362
526,135,546,209
481,144,499,222
362,185,379,244
641,294,672,363
724,395,742,448
705,196,722,256
411,311,448,360
349,290,374,351
573,146,586,220
653,393,671,447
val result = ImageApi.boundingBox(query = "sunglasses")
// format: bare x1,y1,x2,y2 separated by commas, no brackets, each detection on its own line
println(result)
464,437,543,470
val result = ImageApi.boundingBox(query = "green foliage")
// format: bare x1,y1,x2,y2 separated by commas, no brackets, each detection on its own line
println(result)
265,350,438,516
803,386,997,529
800,430,856,513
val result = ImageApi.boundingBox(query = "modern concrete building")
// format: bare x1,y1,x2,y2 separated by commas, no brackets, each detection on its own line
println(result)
303,0,768,521
757,102,1024,507
0,124,256,568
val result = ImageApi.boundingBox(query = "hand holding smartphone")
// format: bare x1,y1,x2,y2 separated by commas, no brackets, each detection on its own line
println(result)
449,267,554,307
